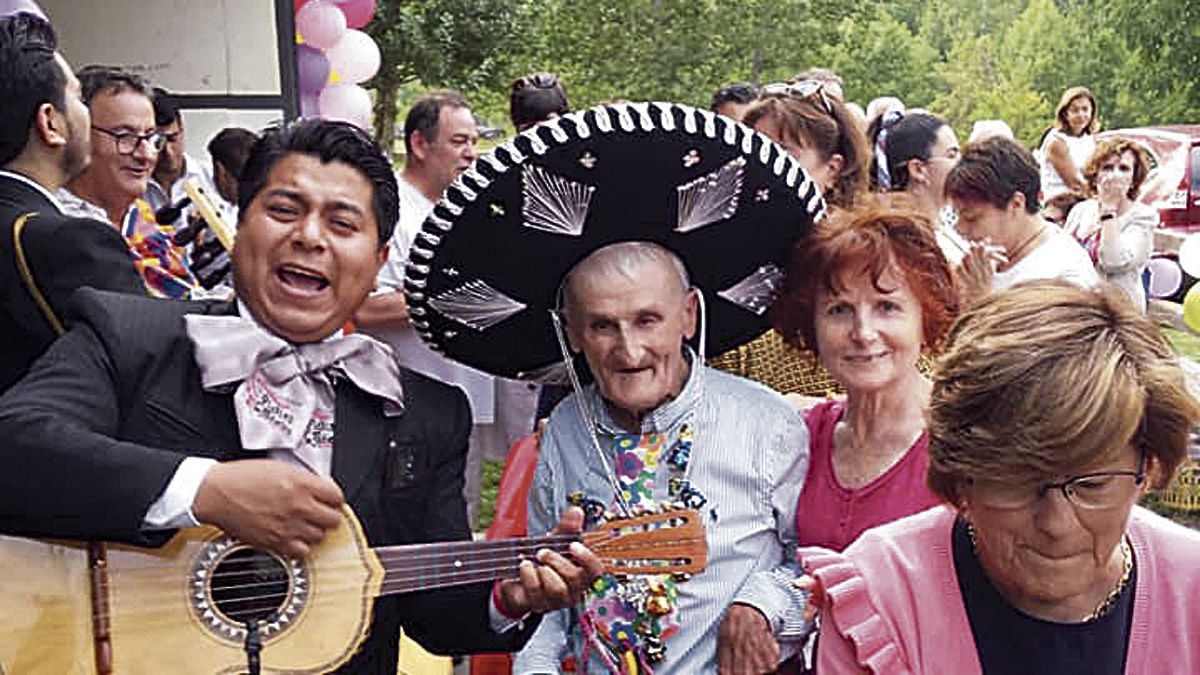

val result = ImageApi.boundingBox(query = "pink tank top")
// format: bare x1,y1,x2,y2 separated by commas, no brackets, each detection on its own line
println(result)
795,400,940,551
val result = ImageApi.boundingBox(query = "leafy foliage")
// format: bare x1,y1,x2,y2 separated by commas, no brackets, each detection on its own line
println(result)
365,0,1200,151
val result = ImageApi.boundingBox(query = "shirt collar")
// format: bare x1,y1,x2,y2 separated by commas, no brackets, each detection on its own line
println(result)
0,169,65,213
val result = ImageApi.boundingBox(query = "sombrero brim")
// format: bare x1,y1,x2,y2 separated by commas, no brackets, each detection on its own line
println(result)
403,102,824,380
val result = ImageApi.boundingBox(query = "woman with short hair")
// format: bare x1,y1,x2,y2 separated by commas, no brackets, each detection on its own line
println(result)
1064,136,1157,311
801,280,1200,674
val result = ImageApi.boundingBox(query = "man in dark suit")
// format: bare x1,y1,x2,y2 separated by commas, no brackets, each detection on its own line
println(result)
0,13,143,392
0,118,600,672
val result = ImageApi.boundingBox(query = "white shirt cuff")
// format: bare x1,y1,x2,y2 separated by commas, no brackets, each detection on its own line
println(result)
141,456,219,530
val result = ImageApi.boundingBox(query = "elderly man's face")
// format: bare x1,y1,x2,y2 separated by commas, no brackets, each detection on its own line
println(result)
566,261,697,429
232,152,386,343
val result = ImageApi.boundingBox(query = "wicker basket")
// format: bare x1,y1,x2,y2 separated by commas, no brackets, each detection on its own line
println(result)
1160,459,1200,513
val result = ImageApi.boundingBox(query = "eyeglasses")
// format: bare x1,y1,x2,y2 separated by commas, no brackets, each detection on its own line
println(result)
513,73,559,92
968,455,1147,511
92,125,165,154
760,79,834,117
159,131,181,144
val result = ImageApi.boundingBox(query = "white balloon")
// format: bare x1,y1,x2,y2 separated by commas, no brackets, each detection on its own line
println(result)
1148,257,1183,298
318,83,372,130
1179,235,1200,278
326,29,381,84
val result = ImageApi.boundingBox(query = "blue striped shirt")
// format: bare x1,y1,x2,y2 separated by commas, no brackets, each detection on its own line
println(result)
513,362,811,674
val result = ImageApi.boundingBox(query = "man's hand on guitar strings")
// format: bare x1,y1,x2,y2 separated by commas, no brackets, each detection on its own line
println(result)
496,506,604,615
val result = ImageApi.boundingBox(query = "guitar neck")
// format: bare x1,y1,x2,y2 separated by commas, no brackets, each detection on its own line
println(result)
373,533,586,596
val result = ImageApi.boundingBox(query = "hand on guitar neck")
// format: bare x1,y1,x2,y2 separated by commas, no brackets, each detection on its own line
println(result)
191,459,604,617
495,506,604,616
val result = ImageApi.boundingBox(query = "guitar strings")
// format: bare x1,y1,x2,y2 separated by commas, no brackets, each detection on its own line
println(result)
57,536,704,624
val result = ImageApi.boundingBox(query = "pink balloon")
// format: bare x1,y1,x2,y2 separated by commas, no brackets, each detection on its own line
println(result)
326,30,380,84
319,83,372,129
334,0,376,29
295,0,346,50
299,90,321,118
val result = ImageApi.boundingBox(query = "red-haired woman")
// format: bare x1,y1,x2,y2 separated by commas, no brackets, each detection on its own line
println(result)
773,201,958,550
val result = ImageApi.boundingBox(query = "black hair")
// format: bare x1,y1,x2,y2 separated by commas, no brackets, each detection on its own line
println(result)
710,82,757,113
238,119,398,247
76,64,152,106
945,137,1040,214
510,73,569,131
0,13,65,166
869,111,947,191
403,90,469,158
152,86,180,127
207,127,259,179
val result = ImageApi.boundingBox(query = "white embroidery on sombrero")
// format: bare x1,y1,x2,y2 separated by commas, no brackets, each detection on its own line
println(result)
702,110,718,138
718,263,784,316
676,156,746,233
773,152,788,177
596,106,614,133
684,107,699,134
616,105,636,132
527,132,549,156
461,166,490,191
522,164,595,237
429,214,453,232
546,118,570,143
417,231,440,247
457,183,478,201
631,103,654,132
741,126,755,154
786,162,801,188
409,246,432,262
653,102,676,131
480,153,506,174
758,134,773,165
723,117,738,145
429,279,528,331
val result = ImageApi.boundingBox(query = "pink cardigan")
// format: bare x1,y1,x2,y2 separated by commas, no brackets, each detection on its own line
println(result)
799,505,1200,674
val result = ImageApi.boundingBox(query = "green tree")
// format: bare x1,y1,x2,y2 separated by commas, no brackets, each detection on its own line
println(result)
366,0,532,156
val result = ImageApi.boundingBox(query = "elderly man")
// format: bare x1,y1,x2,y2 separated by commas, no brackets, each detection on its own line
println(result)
516,243,810,674
0,13,142,392
398,102,823,674
0,119,600,672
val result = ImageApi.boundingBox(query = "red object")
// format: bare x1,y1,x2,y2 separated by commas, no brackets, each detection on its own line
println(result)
294,0,312,11
333,0,377,29
471,434,540,675
491,581,526,620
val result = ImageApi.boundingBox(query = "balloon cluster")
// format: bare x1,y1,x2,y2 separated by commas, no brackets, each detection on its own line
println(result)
294,0,379,130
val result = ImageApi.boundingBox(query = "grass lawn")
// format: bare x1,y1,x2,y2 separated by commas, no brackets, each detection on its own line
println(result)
1164,326,1200,361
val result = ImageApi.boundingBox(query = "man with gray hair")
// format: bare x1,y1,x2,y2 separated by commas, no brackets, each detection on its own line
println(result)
401,102,826,673
515,241,810,674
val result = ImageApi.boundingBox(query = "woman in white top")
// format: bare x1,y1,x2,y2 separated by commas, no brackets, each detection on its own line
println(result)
1039,86,1098,202
1065,137,1158,311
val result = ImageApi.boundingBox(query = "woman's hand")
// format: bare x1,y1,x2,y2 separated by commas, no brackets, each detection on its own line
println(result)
1096,172,1131,212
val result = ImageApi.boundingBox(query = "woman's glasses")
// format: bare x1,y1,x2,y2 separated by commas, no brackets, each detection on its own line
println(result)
967,455,1147,511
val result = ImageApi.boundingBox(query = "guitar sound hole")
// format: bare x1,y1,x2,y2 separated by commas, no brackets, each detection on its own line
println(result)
209,548,291,624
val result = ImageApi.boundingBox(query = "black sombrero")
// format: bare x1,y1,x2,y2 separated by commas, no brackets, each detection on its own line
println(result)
403,102,824,380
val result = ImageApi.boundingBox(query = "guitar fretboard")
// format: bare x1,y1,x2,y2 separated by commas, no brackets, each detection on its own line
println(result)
374,533,586,595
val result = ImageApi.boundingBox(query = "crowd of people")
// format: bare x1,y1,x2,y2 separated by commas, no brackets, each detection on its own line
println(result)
1,7,1198,675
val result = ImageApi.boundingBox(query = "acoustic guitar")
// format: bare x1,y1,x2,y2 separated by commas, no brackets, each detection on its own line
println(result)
0,507,705,674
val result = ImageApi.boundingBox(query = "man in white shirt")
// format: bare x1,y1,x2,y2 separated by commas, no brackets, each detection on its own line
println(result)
143,87,229,225
355,91,538,526
947,137,1098,305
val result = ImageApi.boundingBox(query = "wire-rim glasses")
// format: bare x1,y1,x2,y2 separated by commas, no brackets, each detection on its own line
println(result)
92,125,165,154
968,455,1147,511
